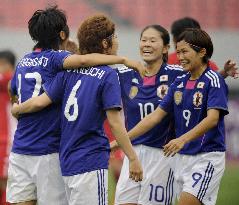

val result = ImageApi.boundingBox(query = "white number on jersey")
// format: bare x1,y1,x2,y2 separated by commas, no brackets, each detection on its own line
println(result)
17,72,42,103
183,109,191,127
64,80,81,121
138,102,155,120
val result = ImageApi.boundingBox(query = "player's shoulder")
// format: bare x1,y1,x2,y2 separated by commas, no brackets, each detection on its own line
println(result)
204,68,225,88
165,64,184,72
113,65,133,73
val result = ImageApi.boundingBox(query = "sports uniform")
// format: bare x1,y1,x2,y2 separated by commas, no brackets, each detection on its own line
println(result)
115,63,183,205
160,67,228,205
43,66,122,205
7,49,71,204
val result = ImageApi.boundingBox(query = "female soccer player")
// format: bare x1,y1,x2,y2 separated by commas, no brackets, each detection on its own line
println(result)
114,25,182,205
112,24,237,205
125,28,229,205
11,14,143,205
7,6,143,205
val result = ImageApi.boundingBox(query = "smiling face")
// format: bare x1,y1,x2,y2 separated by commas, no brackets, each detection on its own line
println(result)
140,28,168,64
176,40,205,72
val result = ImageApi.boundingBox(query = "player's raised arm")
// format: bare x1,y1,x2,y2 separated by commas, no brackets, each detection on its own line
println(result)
11,93,52,118
219,59,238,78
63,54,146,76
106,109,143,182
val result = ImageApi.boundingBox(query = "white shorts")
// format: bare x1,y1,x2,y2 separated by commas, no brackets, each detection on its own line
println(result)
115,145,176,205
7,152,68,205
174,152,225,205
63,169,108,205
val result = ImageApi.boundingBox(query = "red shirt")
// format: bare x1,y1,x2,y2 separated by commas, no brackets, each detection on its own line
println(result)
0,71,16,177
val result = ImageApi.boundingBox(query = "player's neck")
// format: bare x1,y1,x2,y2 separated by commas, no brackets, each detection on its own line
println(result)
190,64,207,80
145,59,163,77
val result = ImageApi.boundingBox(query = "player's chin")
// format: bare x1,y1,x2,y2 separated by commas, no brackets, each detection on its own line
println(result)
142,56,156,64
181,64,191,72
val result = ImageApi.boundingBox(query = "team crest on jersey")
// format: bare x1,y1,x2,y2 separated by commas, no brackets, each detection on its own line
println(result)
197,82,205,89
193,91,203,107
160,75,168,82
157,84,168,99
174,91,182,105
129,86,138,99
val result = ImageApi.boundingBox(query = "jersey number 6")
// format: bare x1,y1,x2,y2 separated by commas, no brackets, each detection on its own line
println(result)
64,80,81,121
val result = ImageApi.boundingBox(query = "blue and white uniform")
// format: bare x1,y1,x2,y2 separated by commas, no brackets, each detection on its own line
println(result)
7,49,71,205
160,67,228,205
43,66,122,205
115,63,183,205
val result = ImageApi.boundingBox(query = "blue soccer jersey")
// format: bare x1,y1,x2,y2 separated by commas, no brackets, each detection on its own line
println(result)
43,66,122,176
11,49,71,155
117,63,183,148
160,67,229,154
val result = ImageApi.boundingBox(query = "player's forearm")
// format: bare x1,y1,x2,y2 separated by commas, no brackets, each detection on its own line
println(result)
17,98,42,114
17,93,52,114
110,121,138,161
128,107,167,140
63,54,126,69
180,110,219,144
107,110,138,161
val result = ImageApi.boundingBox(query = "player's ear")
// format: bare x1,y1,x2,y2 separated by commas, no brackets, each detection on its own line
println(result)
59,31,67,41
199,48,207,58
102,39,108,49
163,44,170,54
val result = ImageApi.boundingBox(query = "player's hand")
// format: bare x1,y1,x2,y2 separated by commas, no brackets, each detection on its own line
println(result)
224,60,238,78
163,138,186,157
123,58,147,78
11,103,20,119
128,157,143,182
110,140,119,152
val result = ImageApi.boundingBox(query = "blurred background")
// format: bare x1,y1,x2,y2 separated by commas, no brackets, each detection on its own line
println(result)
0,0,238,204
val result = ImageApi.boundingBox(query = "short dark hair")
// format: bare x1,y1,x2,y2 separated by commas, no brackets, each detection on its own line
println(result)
140,24,170,63
0,50,16,67
176,28,213,63
171,17,201,41
77,14,115,54
28,5,68,50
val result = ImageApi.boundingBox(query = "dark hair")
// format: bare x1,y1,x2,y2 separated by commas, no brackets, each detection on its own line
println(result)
171,17,201,42
28,5,68,50
140,24,170,63
0,50,16,67
176,28,213,63
77,14,115,54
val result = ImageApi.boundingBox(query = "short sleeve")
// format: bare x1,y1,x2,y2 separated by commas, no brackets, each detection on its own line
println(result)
207,76,228,116
159,83,175,114
43,72,65,103
115,65,134,83
52,50,72,72
102,70,122,110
